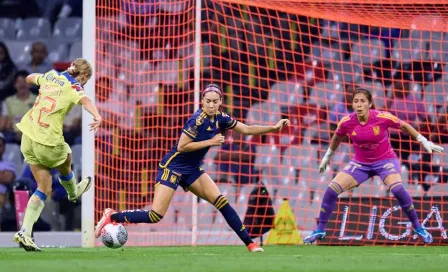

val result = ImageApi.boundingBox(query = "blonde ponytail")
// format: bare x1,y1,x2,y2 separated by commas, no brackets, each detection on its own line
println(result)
68,58,92,79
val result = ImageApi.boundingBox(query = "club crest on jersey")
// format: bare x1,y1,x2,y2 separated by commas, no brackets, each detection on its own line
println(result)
207,126,212,131
373,126,380,135
351,131,357,136
170,175,177,184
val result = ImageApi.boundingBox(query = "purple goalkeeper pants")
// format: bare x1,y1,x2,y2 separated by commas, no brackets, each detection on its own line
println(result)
341,158,401,184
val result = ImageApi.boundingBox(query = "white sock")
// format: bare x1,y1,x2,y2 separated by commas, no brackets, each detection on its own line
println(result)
21,194,45,236
59,172,77,198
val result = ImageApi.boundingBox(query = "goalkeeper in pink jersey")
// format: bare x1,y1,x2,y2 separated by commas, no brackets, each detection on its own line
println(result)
304,88,443,244
13,59,102,251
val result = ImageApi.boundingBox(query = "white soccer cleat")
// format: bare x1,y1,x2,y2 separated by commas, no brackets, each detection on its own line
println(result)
247,243,264,252
14,231,41,252
94,208,116,238
68,176,93,203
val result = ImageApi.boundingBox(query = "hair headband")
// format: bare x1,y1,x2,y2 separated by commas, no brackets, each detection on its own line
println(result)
202,85,222,98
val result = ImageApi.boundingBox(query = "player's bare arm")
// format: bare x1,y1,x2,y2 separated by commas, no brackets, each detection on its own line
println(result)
400,120,444,154
329,133,343,151
232,118,289,135
80,96,102,132
25,73,43,85
177,133,224,153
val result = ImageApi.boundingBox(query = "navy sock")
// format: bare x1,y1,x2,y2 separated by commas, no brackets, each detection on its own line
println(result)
110,210,163,224
214,195,253,246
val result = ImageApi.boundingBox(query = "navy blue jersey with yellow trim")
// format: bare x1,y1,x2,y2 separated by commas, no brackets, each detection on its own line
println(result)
159,109,237,174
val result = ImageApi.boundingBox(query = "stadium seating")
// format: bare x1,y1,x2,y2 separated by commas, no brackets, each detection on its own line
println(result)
428,38,448,62
153,60,184,86
16,18,51,41
327,61,363,84
4,143,23,175
46,40,69,62
350,38,386,65
245,102,280,126
71,144,82,180
4,41,32,64
52,17,82,42
268,81,304,105
424,80,447,106
159,0,188,13
0,18,15,40
392,38,427,64
309,81,344,107
0,16,82,65
308,41,344,66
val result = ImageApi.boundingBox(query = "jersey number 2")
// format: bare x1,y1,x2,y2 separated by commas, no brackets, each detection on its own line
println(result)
30,94,57,128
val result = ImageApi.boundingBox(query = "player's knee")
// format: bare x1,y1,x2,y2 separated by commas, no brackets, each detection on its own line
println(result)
328,182,344,195
149,210,164,223
37,185,52,197
33,189,48,202
213,195,229,210
388,181,403,192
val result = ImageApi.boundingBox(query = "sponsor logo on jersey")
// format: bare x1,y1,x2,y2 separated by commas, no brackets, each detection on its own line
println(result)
383,162,396,172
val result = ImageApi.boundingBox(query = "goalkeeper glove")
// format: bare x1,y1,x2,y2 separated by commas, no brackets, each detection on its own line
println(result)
319,148,335,173
416,134,444,154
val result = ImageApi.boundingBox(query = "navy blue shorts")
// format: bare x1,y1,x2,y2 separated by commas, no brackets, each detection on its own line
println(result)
155,166,205,191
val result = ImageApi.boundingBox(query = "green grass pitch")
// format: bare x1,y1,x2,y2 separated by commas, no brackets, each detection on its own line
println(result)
0,246,447,272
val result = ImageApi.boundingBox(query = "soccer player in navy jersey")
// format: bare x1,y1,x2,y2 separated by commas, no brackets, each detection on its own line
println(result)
304,88,443,244
95,84,289,252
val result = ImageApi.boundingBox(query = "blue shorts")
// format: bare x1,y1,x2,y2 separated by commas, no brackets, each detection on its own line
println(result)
155,166,205,191
341,158,401,185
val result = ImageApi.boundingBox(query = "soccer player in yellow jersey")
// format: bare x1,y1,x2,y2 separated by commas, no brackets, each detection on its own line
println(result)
13,58,102,251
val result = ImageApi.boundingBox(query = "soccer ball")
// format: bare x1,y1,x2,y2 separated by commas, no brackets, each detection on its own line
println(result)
101,223,128,249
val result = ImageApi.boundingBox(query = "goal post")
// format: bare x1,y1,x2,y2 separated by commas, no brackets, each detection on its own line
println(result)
81,0,96,248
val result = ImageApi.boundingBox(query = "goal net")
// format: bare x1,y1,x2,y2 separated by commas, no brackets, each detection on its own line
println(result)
94,0,448,246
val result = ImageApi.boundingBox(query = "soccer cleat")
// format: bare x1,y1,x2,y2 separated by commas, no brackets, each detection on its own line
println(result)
247,243,264,252
13,231,41,252
68,176,93,203
303,230,326,244
414,228,433,244
94,208,116,238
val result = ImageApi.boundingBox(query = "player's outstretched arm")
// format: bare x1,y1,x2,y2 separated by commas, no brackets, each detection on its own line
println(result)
26,73,43,85
177,133,224,152
319,134,343,173
232,119,289,135
80,96,102,132
400,121,444,154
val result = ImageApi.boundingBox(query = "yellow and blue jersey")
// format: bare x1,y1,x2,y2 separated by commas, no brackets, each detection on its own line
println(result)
16,70,87,146
159,109,237,174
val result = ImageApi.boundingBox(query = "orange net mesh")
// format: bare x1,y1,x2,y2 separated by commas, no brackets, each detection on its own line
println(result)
95,0,448,246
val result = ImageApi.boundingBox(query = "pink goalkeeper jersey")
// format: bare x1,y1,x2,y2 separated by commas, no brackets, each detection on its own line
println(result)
335,109,402,164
